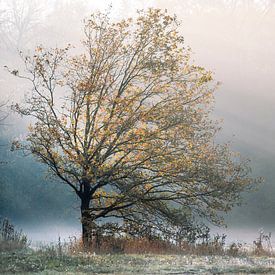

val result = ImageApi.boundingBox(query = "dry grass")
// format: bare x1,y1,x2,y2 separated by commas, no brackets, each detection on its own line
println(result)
67,232,234,256
0,218,28,252
66,228,275,258
251,230,274,256
0,218,274,258
1,220,275,274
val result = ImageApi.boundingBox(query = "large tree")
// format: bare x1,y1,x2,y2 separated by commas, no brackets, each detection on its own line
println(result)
12,9,253,248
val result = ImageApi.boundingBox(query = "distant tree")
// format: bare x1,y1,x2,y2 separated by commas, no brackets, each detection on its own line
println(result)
0,101,8,124
43,0,90,46
0,0,43,52
12,9,254,249
0,101,8,165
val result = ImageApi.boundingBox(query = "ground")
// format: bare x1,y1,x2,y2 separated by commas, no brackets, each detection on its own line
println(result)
1,250,275,274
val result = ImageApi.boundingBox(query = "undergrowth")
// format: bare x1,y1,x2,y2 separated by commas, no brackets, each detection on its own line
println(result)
1,219,275,273
0,218,28,252
0,218,274,257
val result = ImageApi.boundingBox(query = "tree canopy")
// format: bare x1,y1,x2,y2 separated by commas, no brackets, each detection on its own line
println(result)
12,8,254,246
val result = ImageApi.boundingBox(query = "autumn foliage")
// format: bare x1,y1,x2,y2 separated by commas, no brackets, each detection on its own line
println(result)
12,9,254,248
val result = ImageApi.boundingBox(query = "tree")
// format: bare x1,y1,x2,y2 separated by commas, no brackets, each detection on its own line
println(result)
0,100,8,150
12,9,254,248
0,0,43,52
0,101,8,124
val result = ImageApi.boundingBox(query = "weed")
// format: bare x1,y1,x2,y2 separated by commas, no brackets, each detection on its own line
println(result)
252,229,273,256
227,242,244,257
0,218,28,252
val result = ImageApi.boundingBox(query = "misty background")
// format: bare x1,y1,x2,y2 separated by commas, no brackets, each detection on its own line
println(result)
0,0,274,243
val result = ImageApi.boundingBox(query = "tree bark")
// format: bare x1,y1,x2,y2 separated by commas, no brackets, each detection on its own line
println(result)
80,178,92,251
81,197,91,250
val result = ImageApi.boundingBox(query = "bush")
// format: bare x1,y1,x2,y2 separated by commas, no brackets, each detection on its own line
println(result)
0,218,28,251
252,230,273,256
67,221,230,255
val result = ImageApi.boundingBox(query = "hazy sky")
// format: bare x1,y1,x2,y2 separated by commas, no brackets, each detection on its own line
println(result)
2,0,274,150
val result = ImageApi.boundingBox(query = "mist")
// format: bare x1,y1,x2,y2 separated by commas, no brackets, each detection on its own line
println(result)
1,0,275,244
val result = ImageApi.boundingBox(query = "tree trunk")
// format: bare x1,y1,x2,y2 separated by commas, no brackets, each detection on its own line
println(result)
80,178,97,251
81,197,91,251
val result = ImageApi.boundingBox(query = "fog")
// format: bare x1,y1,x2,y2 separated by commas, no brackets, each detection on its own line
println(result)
1,0,275,244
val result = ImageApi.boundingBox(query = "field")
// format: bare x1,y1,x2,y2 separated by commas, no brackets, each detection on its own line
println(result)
1,219,275,274
1,250,275,274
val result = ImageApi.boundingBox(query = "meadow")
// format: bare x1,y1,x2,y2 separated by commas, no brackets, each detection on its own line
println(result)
2,249,275,274
1,219,275,274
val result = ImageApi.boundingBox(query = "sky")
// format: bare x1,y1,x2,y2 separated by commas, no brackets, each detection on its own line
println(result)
0,0,275,241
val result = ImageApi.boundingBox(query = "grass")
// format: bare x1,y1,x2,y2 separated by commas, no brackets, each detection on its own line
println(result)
1,250,275,274
1,219,275,274
0,218,28,252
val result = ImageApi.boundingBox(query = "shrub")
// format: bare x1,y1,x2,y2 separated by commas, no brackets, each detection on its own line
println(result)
0,218,28,251
252,230,273,256
227,242,244,257
67,221,230,255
